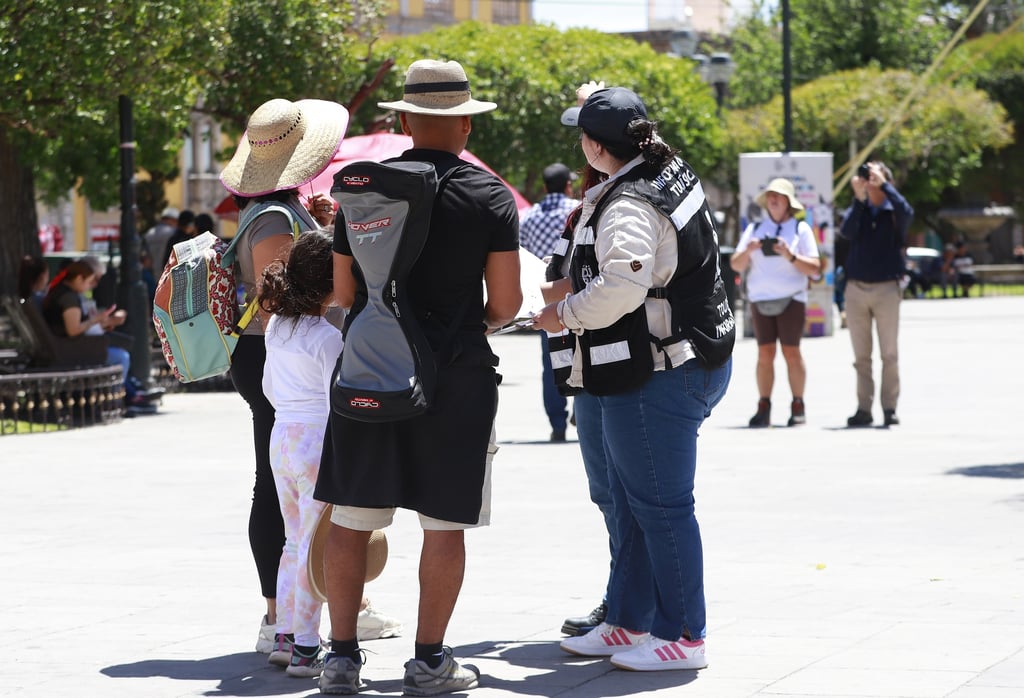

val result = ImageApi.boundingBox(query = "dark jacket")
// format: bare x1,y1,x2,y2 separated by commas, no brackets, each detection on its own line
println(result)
839,182,914,282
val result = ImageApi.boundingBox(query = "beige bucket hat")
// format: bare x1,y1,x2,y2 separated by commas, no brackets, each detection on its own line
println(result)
378,59,496,116
220,98,349,197
755,177,804,211
307,505,388,604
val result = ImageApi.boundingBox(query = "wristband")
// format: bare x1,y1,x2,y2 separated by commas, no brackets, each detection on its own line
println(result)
789,253,798,264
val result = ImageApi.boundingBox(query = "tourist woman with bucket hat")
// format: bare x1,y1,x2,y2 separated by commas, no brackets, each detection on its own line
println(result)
730,177,822,427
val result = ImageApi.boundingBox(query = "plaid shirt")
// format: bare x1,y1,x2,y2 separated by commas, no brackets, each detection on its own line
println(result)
520,193,579,259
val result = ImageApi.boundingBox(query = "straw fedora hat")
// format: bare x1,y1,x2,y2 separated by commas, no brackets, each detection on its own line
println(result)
378,59,496,116
220,98,349,197
755,177,804,211
307,505,388,604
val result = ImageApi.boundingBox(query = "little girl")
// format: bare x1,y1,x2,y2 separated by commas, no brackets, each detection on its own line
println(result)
259,230,343,678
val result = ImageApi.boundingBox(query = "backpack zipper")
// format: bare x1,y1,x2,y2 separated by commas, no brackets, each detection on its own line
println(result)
390,279,401,318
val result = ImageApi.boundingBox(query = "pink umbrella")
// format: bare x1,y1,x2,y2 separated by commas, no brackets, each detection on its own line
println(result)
214,132,529,220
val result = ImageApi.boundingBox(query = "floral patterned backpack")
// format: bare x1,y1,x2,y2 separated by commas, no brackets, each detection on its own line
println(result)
152,203,300,382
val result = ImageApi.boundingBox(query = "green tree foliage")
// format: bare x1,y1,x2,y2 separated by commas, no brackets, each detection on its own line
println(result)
365,22,724,199
203,0,387,135
939,30,1024,208
720,67,1012,220
0,0,226,292
729,0,951,109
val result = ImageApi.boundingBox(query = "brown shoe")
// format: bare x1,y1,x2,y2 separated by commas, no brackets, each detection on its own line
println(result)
787,398,806,426
749,398,771,428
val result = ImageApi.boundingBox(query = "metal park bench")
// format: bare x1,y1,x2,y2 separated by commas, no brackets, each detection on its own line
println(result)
972,264,1024,294
0,295,125,434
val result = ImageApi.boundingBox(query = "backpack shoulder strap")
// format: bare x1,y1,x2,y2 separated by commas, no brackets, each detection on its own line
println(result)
222,201,307,334
222,201,305,268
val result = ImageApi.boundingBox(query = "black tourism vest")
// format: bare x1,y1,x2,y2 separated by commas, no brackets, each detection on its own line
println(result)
561,157,735,396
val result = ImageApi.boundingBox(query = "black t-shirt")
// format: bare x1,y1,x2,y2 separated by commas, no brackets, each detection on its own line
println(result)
42,284,85,337
334,148,520,362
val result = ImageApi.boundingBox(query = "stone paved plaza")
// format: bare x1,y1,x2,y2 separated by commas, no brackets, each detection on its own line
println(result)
3,296,1022,697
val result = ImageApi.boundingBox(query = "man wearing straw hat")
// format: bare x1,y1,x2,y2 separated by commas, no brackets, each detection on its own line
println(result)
315,59,522,695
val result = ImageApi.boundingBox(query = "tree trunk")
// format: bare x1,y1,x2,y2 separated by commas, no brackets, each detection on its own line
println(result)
0,128,40,297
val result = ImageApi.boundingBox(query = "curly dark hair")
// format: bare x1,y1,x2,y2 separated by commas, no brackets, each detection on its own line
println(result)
598,118,677,170
258,229,334,320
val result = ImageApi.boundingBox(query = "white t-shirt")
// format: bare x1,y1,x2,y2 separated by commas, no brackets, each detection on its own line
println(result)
736,218,819,302
262,314,344,425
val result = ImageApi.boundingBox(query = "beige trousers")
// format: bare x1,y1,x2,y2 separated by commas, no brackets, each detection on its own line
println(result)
845,280,901,412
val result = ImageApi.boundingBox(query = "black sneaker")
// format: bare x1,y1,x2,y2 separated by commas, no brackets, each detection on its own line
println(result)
749,398,771,428
847,410,873,427
883,409,899,426
550,430,567,443
561,601,607,637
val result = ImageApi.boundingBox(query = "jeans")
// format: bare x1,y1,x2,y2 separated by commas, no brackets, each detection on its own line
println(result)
572,391,614,601
107,346,130,389
540,333,568,432
598,358,731,641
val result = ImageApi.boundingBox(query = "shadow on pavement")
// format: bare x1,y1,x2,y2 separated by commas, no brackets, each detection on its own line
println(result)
455,641,701,696
101,654,319,696
947,462,1024,479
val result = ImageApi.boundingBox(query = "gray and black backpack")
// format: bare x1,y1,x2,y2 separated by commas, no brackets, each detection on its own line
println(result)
329,159,465,422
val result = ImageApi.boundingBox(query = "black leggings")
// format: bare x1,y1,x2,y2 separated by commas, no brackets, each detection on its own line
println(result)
230,334,284,599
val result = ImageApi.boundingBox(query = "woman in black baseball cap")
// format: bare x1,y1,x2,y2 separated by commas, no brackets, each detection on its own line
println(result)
534,86,734,672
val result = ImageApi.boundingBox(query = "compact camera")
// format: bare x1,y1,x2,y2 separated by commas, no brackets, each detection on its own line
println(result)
761,237,780,256
857,163,870,179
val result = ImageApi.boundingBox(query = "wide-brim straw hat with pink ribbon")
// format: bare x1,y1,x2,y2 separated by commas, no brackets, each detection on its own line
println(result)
378,59,497,116
220,98,349,197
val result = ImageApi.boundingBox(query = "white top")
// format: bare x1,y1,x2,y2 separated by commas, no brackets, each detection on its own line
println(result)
557,156,697,386
262,314,344,425
736,217,819,302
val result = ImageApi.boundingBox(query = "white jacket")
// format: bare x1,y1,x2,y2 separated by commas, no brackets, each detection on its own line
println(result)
558,157,696,387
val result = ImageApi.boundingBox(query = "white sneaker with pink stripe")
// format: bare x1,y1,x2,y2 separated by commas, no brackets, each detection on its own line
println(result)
559,622,650,657
610,636,708,671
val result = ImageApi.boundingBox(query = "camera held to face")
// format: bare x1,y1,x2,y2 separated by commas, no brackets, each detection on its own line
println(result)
761,237,780,256
857,163,870,179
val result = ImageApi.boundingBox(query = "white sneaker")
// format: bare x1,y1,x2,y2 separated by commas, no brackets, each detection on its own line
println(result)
610,636,708,671
356,602,403,640
255,614,275,654
267,633,292,667
559,622,650,657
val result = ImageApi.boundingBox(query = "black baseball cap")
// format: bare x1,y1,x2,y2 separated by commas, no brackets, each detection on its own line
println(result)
560,87,648,149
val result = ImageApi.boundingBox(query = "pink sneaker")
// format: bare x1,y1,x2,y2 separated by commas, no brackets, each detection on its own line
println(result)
559,622,650,657
611,636,708,671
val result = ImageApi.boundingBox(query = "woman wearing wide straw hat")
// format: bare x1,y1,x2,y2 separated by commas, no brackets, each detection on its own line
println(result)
730,177,822,427
219,97,348,655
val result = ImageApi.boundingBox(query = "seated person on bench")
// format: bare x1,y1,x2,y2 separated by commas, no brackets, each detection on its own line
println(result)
42,261,154,406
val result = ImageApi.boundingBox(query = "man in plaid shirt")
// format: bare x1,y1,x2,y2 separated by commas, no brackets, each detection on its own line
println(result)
520,162,579,441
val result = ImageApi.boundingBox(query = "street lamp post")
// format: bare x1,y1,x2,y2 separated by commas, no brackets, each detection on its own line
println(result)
116,96,152,389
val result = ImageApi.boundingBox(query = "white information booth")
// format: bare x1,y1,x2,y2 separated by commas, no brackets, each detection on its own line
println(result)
738,152,835,338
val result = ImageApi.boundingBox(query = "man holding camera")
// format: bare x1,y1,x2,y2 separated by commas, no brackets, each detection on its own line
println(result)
731,178,821,428
838,161,914,427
